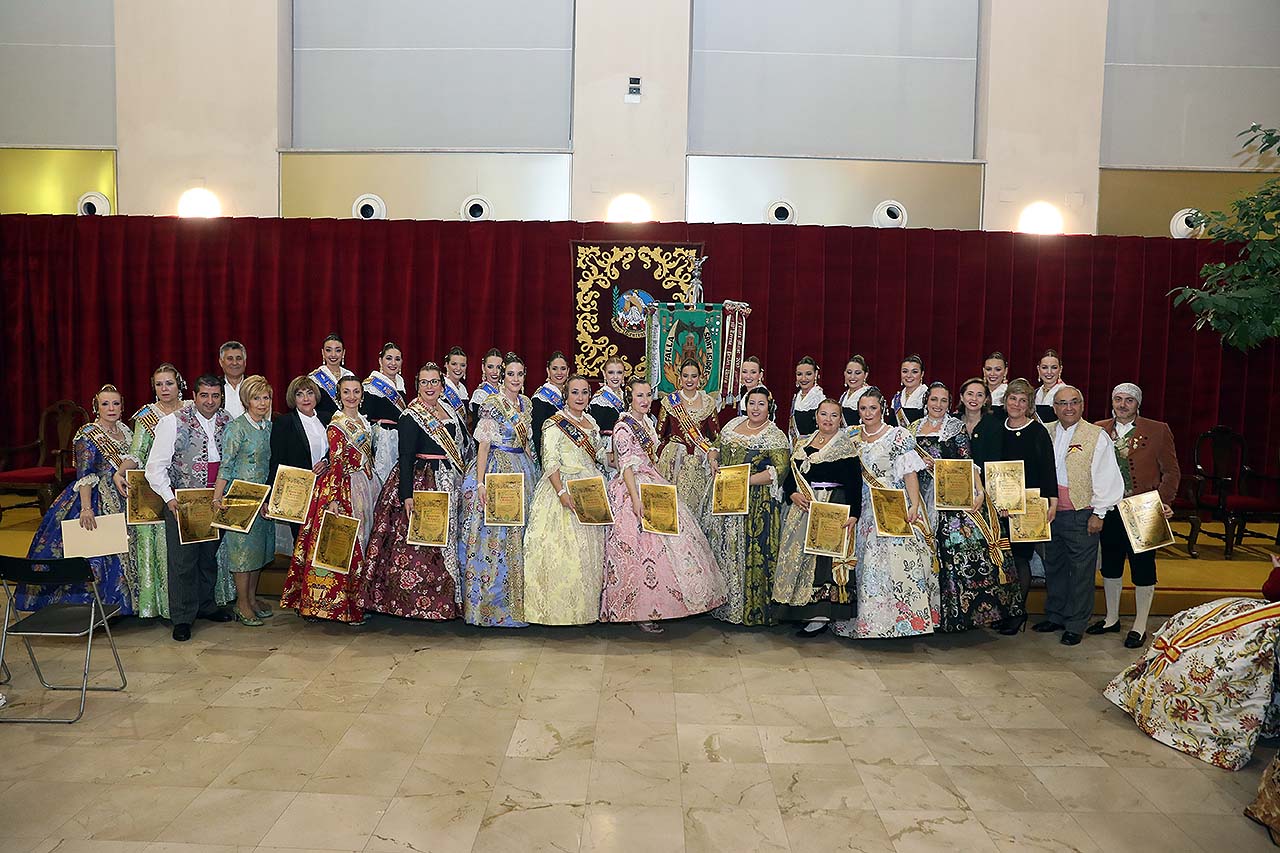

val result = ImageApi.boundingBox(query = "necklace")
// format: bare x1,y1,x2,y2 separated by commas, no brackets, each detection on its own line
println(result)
862,422,889,440
98,419,125,439
738,419,769,435
679,389,699,402
811,431,835,447
926,415,945,428
566,410,590,426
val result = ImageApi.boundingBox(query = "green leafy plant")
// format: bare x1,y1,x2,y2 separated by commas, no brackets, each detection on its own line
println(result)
1171,123,1280,350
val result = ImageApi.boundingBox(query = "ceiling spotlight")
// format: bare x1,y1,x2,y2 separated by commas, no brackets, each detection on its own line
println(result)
352,193,387,220
1170,208,1204,239
871,200,908,228
77,191,111,216
461,195,492,221
766,200,796,224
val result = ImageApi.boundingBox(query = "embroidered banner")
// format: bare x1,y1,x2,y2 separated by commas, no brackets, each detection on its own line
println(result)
572,241,703,380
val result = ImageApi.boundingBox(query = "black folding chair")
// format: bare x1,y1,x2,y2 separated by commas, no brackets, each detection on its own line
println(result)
0,555,127,723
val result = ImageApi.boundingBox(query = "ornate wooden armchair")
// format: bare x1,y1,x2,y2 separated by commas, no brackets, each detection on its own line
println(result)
0,400,89,521
1189,425,1280,559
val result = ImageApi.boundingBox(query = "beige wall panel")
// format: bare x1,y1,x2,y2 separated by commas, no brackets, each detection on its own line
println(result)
1098,169,1280,238
0,148,116,214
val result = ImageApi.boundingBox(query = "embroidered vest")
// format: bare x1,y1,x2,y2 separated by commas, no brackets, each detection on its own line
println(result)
1052,420,1102,510
168,407,230,490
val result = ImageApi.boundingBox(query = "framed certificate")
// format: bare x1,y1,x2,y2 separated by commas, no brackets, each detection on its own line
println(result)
1118,490,1175,554
984,460,1027,515
174,488,219,545
567,476,614,526
407,490,451,547
211,480,271,533
1010,489,1052,543
125,469,165,525
640,483,680,536
266,465,317,524
62,513,128,559
312,510,360,574
934,459,976,511
804,501,851,558
711,464,750,515
870,487,913,537
484,472,526,527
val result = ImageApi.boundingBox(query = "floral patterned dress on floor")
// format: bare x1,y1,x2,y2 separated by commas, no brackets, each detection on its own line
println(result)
126,402,233,617
911,417,1023,632
601,413,726,622
522,412,607,625
834,426,940,639
282,411,376,623
458,392,537,627
700,416,791,626
215,415,275,574
656,389,720,514
18,423,135,613
359,401,469,620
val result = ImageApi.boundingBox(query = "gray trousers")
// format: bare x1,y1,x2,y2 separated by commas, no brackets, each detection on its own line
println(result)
164,508,222,626
1044,508,1099,634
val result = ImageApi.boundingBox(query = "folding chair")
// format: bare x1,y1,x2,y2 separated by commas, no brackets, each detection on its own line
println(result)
0,555,127,723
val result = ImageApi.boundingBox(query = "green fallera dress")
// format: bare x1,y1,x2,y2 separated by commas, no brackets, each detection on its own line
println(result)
216,415,276,573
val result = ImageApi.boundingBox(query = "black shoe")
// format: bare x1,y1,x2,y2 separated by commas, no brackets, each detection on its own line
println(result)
1060,631,1083,646
199,609,234,623
1085,619,1121,635
795,621,830,638
172,623,192,642
997,616,1027,636
1032,620,1065,633
1124,631,1147,649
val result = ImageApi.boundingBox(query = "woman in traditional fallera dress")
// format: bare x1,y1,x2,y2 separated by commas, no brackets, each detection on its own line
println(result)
283,376,376,624
839,355,872,427
360,363,468,620
601,378,726,632
458,353,537,627
116,363,233,617
362,342,408,492
703,387,791,627
911,382,1022,633
589,357,628,466
656,359,720,513
469,347,504,424
788,356,825,446
213,375,277,626
1033,349,1065,424
18,385,134,613
309,333,355,422
834,388,940,639
889,355,927,428
773,399,862,636
531,350,570,466
522,375,607,625
982,351,1010,413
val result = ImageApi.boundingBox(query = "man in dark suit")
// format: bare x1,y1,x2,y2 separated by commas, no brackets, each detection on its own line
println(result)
1088,382,1180,648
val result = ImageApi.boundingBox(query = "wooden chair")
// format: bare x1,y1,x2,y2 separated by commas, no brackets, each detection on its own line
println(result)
1169,478,1203,559
1189,425,1280,559
0,400,89,521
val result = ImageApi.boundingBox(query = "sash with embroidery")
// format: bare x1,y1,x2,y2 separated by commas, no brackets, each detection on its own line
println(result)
478,381,500,398
856,433,941,575
593,388,625,411
548,412,601,461
617,413,658,463
132,403,165,438
534,383,565,409
485,393,530,450
330,413,374,478
364,373,406,411
403,402,465,472
442,381,465,411
310,367,340,402
664,392,712,454
80,423,130,471
891,390,911,428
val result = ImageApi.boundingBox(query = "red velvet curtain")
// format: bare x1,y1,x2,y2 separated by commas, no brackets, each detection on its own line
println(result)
2,214,1275,475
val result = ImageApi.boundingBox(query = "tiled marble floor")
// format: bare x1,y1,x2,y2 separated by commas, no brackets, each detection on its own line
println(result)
0,611,1275,853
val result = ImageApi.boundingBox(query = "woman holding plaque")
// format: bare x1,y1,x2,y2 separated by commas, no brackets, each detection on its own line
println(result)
458,353,537,627
773,399,862,636
788,356,825,445
833,388,939,639
361,364,468,620
212,375,276,626
1033,349,1066,423
601,378,726,632
283,377,376,624
889,355,927,428
309,333,355,422
702,387,791,626
362,342,407,491
523,375,607,625
839,356,872,426
116,364,233,617
531,351,570,465
18,385,135,613
656,359,721,513
985,378,1058,633
911,382,1022,633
